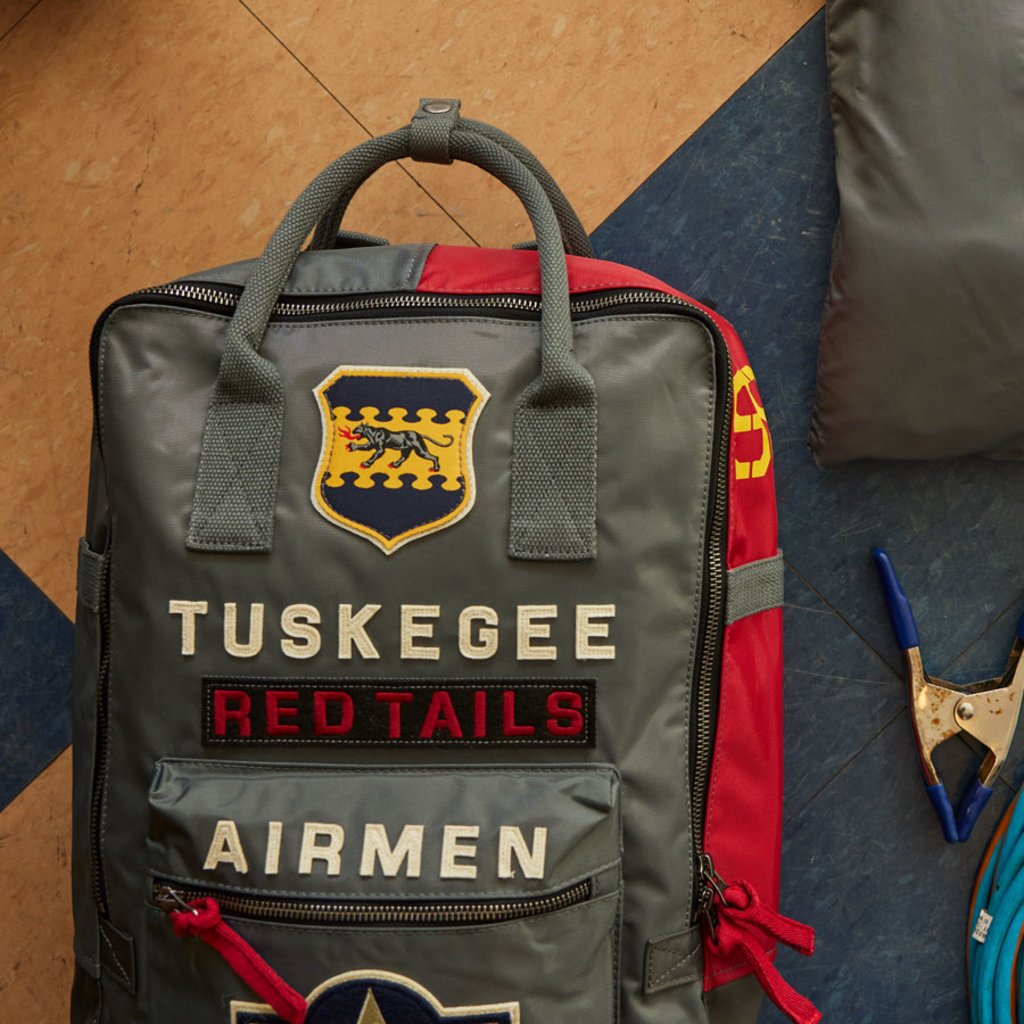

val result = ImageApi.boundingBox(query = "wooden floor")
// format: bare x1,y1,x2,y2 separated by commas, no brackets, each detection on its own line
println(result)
0,1,820,1019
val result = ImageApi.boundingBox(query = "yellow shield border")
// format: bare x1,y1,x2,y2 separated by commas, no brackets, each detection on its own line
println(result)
310,365,489,554
230,968,521,1024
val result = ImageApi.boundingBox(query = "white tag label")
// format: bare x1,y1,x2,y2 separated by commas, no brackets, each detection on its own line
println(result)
972,909,993,944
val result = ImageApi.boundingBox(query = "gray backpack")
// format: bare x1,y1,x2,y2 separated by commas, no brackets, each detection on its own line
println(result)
71,100,816,1024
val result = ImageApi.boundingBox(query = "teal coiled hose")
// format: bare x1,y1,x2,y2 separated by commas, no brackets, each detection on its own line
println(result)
969,793,1024,1023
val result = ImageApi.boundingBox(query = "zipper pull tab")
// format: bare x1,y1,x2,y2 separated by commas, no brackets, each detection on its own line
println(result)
700,855,820,1024
166,894,308,1024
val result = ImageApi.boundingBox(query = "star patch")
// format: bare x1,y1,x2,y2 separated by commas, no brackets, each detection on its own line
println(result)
311,366,489,553
231,969,519,1024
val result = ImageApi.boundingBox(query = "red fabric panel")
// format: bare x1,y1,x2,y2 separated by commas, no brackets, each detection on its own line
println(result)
417,245,699,297
703,609,784,990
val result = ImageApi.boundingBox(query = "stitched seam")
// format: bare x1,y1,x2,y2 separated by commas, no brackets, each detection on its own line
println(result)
99,923,129,984
649,940,702,987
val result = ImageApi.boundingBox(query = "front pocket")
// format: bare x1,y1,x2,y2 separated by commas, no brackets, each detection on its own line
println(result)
145,761,621,1024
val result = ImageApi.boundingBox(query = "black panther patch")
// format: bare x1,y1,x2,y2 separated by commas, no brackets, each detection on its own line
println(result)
231,970,519,1024
311,366,489,554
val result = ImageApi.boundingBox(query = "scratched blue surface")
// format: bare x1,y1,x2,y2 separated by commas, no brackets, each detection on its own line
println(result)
0,549,73,808
593,10,1023,1022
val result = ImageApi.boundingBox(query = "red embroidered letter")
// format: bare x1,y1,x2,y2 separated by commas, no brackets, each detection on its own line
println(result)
213,689,251,738
265,690,300,735
376,691,414,738
502,690,535,736
546,690,584,736
314,691,354,735
420,690,464,739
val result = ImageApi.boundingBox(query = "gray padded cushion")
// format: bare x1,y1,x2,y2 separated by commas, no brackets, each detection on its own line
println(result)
812,0,1024,465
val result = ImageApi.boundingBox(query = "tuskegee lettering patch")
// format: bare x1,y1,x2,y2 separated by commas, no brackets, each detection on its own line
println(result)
202,679,596,748
231,970,519,1024
311,366,489,553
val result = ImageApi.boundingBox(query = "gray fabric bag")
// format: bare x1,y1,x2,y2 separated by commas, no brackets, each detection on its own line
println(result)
812,0,1024,464
71,100,806,1024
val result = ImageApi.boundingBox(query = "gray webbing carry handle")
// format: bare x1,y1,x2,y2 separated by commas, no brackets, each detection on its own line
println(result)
308,100,594,259
187,100,598,561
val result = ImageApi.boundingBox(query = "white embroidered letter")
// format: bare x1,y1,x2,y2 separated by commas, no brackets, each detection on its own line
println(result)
265,821,283,875
169,600,208,656
298,823,345,876
281,604,321,659
498,826,548,880
440,825,479,879
576,604,617,660
338,604,381,660
517,605,558,660
458,606,499,659
359,823,425,878
203,819,249,874
224,602,264,658
401,605,441,660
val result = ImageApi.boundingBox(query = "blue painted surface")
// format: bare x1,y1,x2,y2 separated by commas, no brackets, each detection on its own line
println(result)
593,10,1023,1021
0,549,72,809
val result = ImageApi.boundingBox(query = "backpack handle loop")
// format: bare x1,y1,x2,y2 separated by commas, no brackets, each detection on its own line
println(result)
186,107,598,561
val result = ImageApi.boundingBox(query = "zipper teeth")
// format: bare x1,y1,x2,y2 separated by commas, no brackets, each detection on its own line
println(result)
690,346,732,881
89,556,112,916
152,879,592,926
137,283,700,318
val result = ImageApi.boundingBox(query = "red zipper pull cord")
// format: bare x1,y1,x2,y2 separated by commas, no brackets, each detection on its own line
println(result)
170,896,307,1024
701,857,820,1024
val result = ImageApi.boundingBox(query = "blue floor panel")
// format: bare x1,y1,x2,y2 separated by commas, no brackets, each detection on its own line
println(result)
0,550,73,808
593,9,1022,1021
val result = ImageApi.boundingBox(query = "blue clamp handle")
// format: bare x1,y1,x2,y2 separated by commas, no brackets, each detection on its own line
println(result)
957,778,995,843
926,783,960,843
872,547,920,651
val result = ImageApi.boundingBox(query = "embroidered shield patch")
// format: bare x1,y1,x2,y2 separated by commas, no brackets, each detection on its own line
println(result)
231,969,520,1024
311,366,489,553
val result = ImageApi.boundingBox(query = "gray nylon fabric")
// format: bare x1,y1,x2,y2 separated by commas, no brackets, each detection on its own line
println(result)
645,926,704,992
187,125,597,561
724,551,784,625
409,97,461,163
77,539,106,613
81,284,726,1022
813,0,1024,463
308,116,594,259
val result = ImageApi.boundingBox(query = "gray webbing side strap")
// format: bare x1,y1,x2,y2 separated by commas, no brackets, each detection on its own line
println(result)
725,551,785,625
187,124,597,560
308,103,593,258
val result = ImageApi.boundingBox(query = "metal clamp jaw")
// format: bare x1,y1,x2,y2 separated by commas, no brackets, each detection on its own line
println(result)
873,547,1024,843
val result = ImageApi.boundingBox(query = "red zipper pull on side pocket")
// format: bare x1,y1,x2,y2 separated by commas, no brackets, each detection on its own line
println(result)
700,857,820,1024
720,880,815,957
170,896,308,1024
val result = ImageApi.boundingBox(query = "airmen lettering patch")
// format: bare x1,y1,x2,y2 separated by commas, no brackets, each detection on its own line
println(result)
311,366,489,553
232,970,519,1024
202,679,596,747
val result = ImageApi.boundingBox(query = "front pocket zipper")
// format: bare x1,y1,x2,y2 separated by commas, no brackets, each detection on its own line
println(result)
152,878,592,928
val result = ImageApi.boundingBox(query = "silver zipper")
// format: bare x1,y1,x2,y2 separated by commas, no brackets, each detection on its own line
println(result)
152,878,592,927
136,283,703,319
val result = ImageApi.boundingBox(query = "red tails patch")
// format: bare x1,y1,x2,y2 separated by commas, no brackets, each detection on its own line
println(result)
202,680,595,748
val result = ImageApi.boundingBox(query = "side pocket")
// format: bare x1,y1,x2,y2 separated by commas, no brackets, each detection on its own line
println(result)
71,537,108,978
